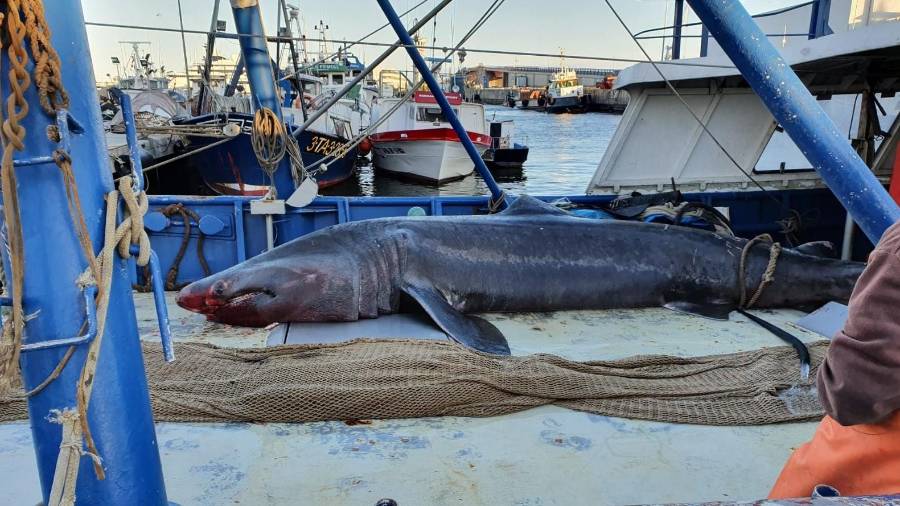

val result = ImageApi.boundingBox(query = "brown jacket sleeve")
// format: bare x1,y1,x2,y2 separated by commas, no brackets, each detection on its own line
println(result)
817,221,900,426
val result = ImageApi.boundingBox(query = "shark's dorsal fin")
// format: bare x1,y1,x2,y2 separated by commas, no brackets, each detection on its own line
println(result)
793,241,837,259
401,284,511,355
500,195,570,217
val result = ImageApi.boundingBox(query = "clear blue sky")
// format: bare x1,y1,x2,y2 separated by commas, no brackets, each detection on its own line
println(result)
83,0,796,81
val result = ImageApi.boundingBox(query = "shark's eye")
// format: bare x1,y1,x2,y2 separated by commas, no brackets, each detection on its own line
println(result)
212,280,226,296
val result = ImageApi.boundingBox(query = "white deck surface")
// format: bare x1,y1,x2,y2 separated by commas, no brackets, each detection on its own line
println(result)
0,294,826,505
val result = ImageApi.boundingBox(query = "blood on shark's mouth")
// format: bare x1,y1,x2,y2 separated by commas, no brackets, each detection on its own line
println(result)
177,286,275,316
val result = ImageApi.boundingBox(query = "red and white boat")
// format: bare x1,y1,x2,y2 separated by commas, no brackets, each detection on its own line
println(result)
369,91,490,182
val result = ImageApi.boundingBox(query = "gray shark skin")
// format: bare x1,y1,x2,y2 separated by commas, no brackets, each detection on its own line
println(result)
177,196,865,355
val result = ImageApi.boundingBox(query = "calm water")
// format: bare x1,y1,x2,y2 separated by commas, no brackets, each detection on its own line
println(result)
321,106,622,197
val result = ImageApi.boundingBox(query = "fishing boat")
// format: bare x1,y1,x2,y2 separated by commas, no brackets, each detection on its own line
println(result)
482,119,529,170
587,0,900,258
545,67,585,114
173,112,357,194
101,41,189,169
164,9,360,195
369,91,490,182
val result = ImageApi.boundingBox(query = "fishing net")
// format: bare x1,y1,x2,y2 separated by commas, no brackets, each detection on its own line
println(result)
0,339,827,426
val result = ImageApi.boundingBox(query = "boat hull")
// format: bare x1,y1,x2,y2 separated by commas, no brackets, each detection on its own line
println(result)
371,129,490,183
176,113,357,195
546,95,585,114
484,145,529,169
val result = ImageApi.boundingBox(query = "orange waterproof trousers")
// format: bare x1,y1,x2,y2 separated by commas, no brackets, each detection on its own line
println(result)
769,412,900,498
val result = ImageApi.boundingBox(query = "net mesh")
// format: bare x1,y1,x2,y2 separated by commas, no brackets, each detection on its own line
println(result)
0,339,827,425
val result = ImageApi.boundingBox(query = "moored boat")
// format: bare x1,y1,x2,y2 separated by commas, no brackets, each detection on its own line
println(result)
370,91,490,182
546,68,585,114
483,119,529,170
174,112,357,195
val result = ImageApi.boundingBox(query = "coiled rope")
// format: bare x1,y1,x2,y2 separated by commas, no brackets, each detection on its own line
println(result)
250,107,286,196
0,2,153,503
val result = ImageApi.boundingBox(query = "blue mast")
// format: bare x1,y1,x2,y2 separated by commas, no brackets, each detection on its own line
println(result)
686,0,900,243
375,0,507,207
2,0,166,503
229,0,296,199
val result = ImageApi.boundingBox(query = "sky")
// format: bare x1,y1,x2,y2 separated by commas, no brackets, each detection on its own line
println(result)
82,0,798,84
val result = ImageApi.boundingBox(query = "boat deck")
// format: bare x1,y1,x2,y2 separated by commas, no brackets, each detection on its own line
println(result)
1,294,826,505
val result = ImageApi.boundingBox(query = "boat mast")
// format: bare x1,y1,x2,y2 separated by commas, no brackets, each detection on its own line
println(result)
228,0,296,198
197,0,222,115
278,0,309,120
2,1,166,503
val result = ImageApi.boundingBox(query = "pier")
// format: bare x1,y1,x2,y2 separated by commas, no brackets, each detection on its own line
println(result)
460,65,629,112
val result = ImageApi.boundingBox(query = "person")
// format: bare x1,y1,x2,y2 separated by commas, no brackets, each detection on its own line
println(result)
769,221,900,498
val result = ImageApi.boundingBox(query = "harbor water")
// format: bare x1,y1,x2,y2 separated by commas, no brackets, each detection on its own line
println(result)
321,106,622,197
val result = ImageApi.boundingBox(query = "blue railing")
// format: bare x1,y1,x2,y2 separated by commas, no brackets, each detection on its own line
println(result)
634,0,832,59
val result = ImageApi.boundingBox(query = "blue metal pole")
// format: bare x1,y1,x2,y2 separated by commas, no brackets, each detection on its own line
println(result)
3,1,167,503
375,0,507,206
700,24,709,57
672,0,684,60
229,0,295,199
686,0,900,243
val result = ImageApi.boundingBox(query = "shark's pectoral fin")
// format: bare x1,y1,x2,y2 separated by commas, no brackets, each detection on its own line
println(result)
663,298,734,320
401,284,511,355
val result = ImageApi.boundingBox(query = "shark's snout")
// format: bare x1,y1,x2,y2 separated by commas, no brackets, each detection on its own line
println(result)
177,276,277,327
176,280,228,315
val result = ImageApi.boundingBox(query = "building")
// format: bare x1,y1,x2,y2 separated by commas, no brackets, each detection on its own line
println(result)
462,65,620,90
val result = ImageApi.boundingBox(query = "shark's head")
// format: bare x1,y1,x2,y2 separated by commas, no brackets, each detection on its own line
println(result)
176,252,359,327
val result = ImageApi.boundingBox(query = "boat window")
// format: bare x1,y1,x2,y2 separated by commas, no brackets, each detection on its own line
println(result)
416,106,456,123
332,74,343,85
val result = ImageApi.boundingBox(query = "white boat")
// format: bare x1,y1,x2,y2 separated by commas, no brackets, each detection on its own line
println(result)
546,68,584,114
369,91,490,182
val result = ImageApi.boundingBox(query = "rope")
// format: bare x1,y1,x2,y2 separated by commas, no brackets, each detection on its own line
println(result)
0,1,153,500
488,192,507,214
738,234,782,309
157,204,210,290
0,2,31,396
250,107,286,196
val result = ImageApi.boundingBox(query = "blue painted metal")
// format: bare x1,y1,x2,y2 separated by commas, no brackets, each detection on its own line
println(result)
174,113,357,189
136,247,175,363
225,54,245,97
671,0,685,60
809,0,832,38
375,0,507,207
686,0,900,244
19,286,98,353
700,24,710,57
109,88,144,189
143,187,855,286
229,0,295,199
12,111,83,167
2,0,167,503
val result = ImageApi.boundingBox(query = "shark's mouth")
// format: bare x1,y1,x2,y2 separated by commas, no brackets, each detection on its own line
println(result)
178,285,277,327
204,288,277,327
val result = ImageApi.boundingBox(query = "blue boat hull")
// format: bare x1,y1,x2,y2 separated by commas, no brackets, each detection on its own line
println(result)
176,113,357,195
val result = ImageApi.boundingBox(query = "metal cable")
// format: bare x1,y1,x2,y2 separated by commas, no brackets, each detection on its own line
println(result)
302,0,507,174
83,20,738,70
603,0,791,210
